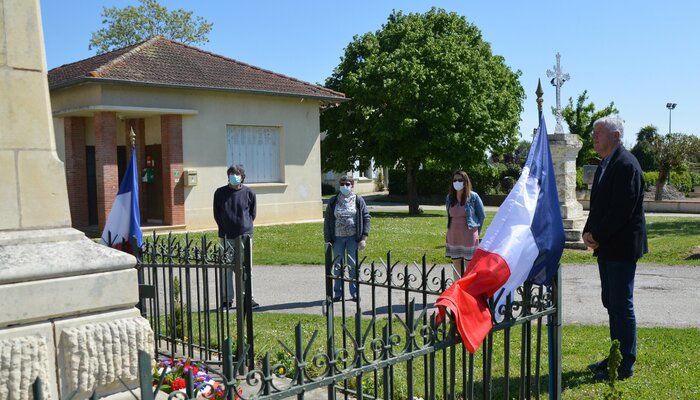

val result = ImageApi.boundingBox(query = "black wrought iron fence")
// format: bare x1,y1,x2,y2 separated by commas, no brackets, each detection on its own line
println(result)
135,232,255,371
322,246,561,400
60,232,561,400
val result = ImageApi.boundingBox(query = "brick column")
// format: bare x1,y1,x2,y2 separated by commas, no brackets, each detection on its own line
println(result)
126,119,147,221
63,117,88,227
94,112,118,231
160,114,184,225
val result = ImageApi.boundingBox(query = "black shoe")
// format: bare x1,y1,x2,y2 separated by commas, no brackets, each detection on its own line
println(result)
587,358,608,372
349,296,358,302
593,368,633,381
220,300,234,310
251,300,260,309
332,296,342,302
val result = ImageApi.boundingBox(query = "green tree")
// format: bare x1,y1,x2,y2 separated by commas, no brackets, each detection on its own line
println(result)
491,139,530,166
489,139,530,193
89,0,213,54
321,8,524,214
651,133,700,200
630,124,659,171
559,90,618,166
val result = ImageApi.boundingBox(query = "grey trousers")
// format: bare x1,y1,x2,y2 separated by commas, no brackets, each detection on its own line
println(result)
219,237,252,304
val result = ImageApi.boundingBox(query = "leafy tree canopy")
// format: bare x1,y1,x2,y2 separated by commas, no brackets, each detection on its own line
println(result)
321,8,525,213
89,0,213,54
490,138,530,166
651,133,700,200
559,90,618,166
636,124,658,144
630,124,659,171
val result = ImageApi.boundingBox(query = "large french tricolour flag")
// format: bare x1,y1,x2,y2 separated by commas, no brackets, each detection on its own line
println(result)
100,145,143,252
436,110,565,353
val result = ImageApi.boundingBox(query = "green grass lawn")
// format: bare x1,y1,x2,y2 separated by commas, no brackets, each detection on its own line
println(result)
163,312,700,399
153,211,700,398
180,211,700,266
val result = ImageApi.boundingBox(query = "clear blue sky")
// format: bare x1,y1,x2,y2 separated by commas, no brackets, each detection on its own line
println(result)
40,1,700,146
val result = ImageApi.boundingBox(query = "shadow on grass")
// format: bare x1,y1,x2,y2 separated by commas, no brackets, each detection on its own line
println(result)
252,300,324,313
371,211,444,219
647,219,700,237
361,302,436,317
367,194,446,206
562,369,603,391
451,369,593,399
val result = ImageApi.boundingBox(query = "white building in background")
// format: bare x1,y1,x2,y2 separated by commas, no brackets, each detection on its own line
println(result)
322,159,388,195
48,36,347,231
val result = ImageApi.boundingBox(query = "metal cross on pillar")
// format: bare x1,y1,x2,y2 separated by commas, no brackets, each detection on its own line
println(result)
546,52,570,133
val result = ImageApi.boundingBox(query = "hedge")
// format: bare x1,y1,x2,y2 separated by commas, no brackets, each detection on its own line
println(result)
388,167,700,197
388,165,505,196
643,171,700,194
321,182,336,196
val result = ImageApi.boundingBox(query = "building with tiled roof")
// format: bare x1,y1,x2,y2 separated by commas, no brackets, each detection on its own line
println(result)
49,37,347,232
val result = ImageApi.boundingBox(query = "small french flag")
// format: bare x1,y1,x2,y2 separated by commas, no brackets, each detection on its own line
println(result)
100,144,143,252
436,110,565,352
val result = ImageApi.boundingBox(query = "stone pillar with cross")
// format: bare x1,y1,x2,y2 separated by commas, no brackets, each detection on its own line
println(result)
547,52,570,134
542,54,587,249
0,1,153,398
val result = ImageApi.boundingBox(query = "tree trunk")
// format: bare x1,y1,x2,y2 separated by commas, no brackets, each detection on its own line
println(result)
655,167,669,201
406,161,420,215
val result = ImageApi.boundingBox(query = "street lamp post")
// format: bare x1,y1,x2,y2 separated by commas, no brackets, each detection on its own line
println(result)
666,102,677,134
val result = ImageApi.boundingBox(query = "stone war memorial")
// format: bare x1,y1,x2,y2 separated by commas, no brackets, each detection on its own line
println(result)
545,53,586,250
0,0,153,398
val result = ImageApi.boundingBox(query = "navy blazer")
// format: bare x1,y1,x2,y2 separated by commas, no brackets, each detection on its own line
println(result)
583,145,648,261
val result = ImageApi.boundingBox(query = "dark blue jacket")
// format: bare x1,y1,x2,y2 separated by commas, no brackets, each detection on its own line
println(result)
213,185,256,239
583,145,648,261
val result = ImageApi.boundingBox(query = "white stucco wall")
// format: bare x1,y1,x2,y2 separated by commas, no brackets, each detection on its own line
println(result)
50,84,324,229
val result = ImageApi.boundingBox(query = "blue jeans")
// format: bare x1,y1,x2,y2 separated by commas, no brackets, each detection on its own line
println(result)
598,259,637,373
333,236,358,298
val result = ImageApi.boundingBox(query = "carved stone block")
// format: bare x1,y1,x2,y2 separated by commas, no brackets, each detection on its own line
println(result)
58,316,153,398
0,335,52,400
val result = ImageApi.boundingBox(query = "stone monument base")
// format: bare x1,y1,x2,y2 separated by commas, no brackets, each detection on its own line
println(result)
562,216,586,249
0,228,153,399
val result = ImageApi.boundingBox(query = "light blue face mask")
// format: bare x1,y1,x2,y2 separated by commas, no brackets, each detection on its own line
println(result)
339,185,352,195
229,174,242,186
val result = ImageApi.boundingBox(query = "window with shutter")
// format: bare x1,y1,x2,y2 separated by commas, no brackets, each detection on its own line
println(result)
226,125,281,183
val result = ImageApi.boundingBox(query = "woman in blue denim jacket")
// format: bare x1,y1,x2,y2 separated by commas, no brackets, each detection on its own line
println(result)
445,170,485,278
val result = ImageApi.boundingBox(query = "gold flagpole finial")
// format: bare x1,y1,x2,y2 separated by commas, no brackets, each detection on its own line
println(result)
129,127,136,146
536,79,544,113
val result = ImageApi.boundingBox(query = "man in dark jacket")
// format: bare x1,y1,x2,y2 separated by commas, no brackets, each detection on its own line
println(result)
583,116,647,381
213,165,258,309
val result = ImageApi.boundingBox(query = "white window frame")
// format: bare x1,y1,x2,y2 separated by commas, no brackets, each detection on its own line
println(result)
226,125,281,183
352,159,377,180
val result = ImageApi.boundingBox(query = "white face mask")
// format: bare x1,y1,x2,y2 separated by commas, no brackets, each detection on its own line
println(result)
453,181,464,191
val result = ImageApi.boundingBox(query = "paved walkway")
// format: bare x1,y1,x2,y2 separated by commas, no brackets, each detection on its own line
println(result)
248,263,700,328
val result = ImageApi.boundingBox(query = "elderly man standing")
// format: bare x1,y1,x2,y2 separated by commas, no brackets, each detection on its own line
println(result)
582,116,647,381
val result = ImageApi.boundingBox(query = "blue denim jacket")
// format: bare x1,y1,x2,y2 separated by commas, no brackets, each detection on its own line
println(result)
445,192,485,230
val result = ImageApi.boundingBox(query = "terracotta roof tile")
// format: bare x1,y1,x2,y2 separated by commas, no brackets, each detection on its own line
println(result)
48,36,346,101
